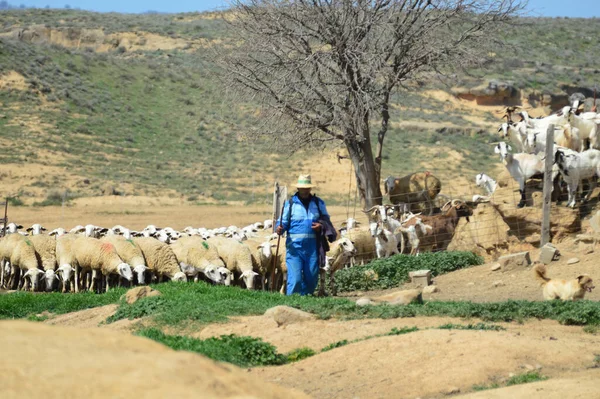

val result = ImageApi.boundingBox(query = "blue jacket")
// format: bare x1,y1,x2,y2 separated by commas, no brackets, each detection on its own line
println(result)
277,194,330,247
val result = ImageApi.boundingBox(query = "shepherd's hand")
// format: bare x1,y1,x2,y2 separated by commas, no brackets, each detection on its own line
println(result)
276,225,284,236
311,222,322,233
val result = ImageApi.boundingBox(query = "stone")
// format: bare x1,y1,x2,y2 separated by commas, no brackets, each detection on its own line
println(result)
445,387,461,395
580,244,594,255
538,243,559,264
498,251,531,270
524,233,541,245
355,298,373,307
490,263,501,271
422,285,438,294
492,280,505,288
409,270,432,286
567,257,580,265
523,364,535,371
122,286,161,305
265,306,316,327
369,289,423,305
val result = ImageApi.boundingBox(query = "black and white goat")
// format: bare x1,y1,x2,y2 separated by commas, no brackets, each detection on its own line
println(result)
494,142,545,208
554,148,600,208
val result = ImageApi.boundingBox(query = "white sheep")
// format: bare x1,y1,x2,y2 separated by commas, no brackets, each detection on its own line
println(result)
244,238,277,290
494,142,545,208
263,219,274,230
29,235,58,292
134,237,187,283
48,228,67,237
318,237,357,296
101,235,148,285
3,223,23,234
26,224,47,236
66,236,133,292
554,148,600,207
207,236,258,289
0,234,43,291
170,236,230,284
55,235,77,293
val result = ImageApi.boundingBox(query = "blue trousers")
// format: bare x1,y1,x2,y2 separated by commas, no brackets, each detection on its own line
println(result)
286,239,319,296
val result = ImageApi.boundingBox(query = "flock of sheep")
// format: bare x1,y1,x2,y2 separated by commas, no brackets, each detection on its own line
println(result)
0,192,476,297
494,102,600,208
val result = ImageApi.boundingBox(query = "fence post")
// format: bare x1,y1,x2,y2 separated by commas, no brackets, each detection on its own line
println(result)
540,124,555,247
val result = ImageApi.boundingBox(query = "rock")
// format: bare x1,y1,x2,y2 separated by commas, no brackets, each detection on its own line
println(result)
523,364,535,371
422,285,438,294
448,203,511,262
538,243,559,264
567,257,580,265
369,289,423,305
264,306,316,327
524,233,541,245
355,298,373,307
492,280,505,288
122,286,161,305
445,386,461,395
579,244,594,255
409,270,432,286
490,263,501,271
452,80,519,105
498,251,531,270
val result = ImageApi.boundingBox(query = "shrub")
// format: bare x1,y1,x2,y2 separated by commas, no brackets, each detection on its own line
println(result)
32,190,69,207
322,340,349,352
136,328,286,367
506,371,547,386
333,251,483,293
7,197,25,206
286,347,315,363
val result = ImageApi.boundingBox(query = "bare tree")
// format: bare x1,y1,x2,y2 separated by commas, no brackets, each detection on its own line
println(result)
218,0,525,208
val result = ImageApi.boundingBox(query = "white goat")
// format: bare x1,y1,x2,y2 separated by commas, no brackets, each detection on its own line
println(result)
369,221,399,259
567,108,599,150
396,219,433,256
554,148,600,208
494,142,545,208
498,122,527,152
475,173,497,196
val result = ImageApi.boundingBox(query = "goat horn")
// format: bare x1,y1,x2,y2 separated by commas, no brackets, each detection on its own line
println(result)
362,206,378,213
451,199,462,206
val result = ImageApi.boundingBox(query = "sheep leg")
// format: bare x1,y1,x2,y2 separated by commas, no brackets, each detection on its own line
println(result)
317,268,327,297
261,275,266,291
105,275,110,292
0,259,5,288
74,265,80,293
568,180,578,208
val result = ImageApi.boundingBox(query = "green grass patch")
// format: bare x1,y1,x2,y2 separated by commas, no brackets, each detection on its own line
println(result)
333,251,483,293
0,289,126,320
286,347,316,363
321,340,350,352
473,372,547,392
136,328,286,367
506,371,547,386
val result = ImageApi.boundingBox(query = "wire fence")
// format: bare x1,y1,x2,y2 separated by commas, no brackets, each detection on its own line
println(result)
306,163,600,262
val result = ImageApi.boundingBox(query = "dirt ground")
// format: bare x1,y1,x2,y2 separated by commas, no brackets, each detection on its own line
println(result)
9,196,600,399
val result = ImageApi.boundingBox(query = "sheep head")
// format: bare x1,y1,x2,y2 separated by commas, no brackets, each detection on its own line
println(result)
44,269,58,292
117,263,133,282
172,271,187,282
57,264,74,292
23,268,44,291
217,267,232,286
241,270,259,290
133,264,149,285
202,264,222,284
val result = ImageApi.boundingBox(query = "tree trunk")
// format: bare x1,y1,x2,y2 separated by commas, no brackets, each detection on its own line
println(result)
346,135,383,209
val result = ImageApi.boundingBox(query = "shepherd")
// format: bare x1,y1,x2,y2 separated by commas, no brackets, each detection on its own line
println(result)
276,174,336,296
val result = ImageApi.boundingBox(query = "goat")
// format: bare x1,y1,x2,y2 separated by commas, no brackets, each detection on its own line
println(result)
396,218,432,255
369,221,399,259
384,172,442,215
400,200,472,253
567,108,599,150
475,173,497,196
498,121,527,152
494,142,545,208
554,148,600,208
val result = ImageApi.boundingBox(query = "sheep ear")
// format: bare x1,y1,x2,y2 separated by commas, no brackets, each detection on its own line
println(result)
507,144,512,151
497,126,502,133
494,145,501,154
26,227,33,232
42,227,47,231
17,225,23,229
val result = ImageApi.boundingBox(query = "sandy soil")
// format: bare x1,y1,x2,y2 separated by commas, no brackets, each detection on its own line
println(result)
0,320,310,399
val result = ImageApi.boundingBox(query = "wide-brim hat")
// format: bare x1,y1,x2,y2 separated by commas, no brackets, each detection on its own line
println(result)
295,174,315,188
